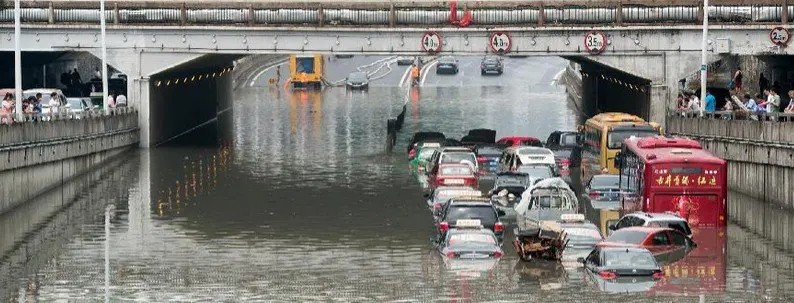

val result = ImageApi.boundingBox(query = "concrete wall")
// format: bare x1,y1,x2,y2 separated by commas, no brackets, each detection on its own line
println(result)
667,115,794,250
0,111,139,214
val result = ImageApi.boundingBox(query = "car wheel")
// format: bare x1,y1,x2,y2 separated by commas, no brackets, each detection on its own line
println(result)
481,70,486,75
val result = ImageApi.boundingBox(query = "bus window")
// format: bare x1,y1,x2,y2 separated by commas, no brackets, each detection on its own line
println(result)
606,130,658,149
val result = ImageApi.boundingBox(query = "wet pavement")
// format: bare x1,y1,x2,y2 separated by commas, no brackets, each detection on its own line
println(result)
1,55,793,301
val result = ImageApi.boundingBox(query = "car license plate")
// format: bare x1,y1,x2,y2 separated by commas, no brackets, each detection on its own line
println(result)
607,192,620,199
445,179,464,185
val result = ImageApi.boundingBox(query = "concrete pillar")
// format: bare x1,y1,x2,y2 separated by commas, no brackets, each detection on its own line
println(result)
131,77,151,147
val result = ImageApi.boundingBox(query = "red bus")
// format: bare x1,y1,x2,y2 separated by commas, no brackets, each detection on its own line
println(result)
616,136,727,227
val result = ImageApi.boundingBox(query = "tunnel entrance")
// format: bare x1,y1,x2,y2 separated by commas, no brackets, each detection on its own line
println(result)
564,57,652,120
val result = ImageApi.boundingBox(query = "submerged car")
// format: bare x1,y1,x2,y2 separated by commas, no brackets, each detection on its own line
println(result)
559,214,604,263
581,247,664,293
345,71,369,90
429,163,478,188
437,220,504,259
436,56,459,74
513,178,579,261
410,143,441,175
496,136,543,147
480,56,503,75
487,172,531,220
427,186,482,215
436,197,505,241
426,147,478,176
397,56,416,66
598,227,696,258
584,174,623,202
608,212,693,238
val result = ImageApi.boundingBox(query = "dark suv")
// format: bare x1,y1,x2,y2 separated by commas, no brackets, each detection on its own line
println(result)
436,197,505,241
480,57,503,75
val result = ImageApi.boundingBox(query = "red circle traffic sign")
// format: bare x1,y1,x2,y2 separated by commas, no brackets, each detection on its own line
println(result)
488,32,512,54
583,31,607,55
421,32,442,53
769,27,790,46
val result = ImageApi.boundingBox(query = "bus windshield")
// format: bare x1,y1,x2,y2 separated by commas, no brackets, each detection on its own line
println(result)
607,130,658,149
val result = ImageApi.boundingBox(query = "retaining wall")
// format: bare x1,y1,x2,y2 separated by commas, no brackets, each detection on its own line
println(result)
667,114,794,250
0,111,139,214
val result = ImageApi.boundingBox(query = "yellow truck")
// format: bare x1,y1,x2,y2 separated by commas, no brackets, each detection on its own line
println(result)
289,54,325,89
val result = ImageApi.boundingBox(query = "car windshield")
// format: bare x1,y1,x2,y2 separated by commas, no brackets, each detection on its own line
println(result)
476,146,501,156
517,166,553,179
565,228,603,246
606,230,648,245
434,189,481,203
66,98,86,109
348,72,367,81
648,221,692,236
447,206,497,225
440,166,473,176
441,152,476,164
418,149,436,160
439,57,455,64
448,233,497,247
560,133,579,146
482,58,499,64
590,175,622,189
603,250,659,269
607,130,658,149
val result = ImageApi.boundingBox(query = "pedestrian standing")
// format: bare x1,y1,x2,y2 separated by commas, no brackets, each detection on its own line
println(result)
48,92,61,114
785,90,794,113
115,92,127,108
732,68,743,91
705,90,716,113
1,93,14,124
71,68,83,97
106,91,116,110
32,95,43,120
686,93,701,112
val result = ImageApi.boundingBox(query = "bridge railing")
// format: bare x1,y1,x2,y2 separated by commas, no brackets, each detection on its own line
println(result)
1,1,791,27
669,109,794,122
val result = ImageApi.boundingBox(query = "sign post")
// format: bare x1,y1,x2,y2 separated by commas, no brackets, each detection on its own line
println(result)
14,0,22,120
583,31,607,55
421,32,442,53
488,32,512,54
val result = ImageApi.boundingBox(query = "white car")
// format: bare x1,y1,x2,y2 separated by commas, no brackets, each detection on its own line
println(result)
22,88,67,115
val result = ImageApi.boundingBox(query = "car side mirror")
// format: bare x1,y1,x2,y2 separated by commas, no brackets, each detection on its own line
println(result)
497,210,506,217
577,257,585,264
608,223,617,231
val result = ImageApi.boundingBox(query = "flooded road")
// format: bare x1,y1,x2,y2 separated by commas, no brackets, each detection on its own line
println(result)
1,56,793,301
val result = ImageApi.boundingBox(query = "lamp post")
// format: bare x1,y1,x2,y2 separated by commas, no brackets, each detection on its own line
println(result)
101,0,110,114
14,0,22,120
699,0,709,117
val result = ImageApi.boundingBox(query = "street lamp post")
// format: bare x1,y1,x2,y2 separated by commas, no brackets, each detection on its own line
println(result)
699,0,709,117
101,0,110,114
14,0,22,120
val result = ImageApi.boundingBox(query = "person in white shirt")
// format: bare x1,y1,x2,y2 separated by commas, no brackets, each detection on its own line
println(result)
48,92,60,114
106,91,116,109
686,93,700,111
115,93,127,107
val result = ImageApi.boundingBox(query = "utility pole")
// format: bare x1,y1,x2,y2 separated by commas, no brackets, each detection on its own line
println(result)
101,0,110,114
699,0,709,117
14,0,22,120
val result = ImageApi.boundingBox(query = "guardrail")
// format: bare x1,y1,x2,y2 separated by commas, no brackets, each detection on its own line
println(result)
0,107,137,146
670,109,794,122
1,1,792,27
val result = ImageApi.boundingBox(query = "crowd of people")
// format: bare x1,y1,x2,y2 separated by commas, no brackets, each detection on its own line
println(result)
676,68,794,118
0,90,127,125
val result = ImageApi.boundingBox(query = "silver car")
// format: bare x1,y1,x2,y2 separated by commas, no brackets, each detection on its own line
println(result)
345,71,369,90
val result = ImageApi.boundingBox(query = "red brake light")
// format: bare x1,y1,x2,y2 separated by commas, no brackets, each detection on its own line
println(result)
408,149,416,158
439,222,449,232
492,251,503,258
494,222,504,233
433,203,442,210
598,271,617,279
588,191,600,199
652,271,665,280
445,251,457,258
477,156,487,163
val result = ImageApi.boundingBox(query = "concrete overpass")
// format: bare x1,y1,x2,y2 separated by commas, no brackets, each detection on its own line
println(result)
2,0,793,146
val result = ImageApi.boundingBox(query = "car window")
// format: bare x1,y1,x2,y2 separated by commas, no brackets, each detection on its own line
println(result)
606,230,648,245
440,152,476,165
446,206,497,225
476,146,501,156
652,220,692,236
668,231,687,246
651,232,670,246
418,149,436,160
517,165,553,179
586,249,600,266
560,133,579,146
634,218,646,227
440,166,473,176
532,196,564,209
603,250,658,269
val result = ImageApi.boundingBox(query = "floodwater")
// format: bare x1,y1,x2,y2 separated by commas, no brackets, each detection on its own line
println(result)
1,56,793,302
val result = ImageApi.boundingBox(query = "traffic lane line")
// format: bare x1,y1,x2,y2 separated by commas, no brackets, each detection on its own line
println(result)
249,59,289,87
420,60,437,86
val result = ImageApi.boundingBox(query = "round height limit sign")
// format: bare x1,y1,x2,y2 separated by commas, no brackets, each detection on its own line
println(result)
489,32,512,54
584,31,607,55
421,32,442,53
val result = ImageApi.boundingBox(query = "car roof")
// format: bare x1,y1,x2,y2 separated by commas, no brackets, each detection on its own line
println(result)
600,246,653,254
441,147,473,152
561,222,600,230
619,226,676,233
448,197,492,205
627,212,685,221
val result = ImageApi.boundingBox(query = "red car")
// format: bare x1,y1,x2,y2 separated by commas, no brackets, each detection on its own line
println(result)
430,164,478,188
597,227,696,257
496,136,543,147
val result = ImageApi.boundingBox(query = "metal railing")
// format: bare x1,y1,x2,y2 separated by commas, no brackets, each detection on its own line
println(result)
670,109,794,122
1,1,792,27
0,106,136,126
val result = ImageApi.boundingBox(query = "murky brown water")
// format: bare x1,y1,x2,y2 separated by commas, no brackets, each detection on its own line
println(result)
1,56,793,302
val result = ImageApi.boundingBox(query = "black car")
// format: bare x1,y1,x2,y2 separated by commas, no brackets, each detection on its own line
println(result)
473,145,503,174
480,57,503,75
436,56,459,74
436,197,505,241
545,131,582,179
580,246,665,280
